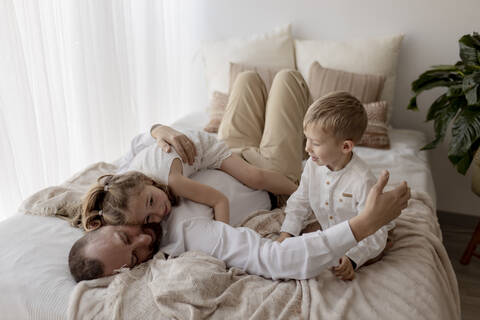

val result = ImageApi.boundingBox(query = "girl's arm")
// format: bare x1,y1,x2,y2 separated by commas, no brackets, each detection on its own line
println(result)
168,159,230,224
220,154,297,195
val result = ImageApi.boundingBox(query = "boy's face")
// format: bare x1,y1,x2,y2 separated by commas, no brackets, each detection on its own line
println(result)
304,123,352,171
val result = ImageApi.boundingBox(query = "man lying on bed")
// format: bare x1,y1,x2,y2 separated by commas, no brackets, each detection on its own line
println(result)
68,70,409,281
69,165,409,282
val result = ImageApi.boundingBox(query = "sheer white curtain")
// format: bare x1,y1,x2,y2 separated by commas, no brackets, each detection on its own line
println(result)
0,0,197,221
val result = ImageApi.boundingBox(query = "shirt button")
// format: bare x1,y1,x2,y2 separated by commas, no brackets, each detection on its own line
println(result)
325,201,329,206
339,198,343,202
329,216,333,220
326,181,330,185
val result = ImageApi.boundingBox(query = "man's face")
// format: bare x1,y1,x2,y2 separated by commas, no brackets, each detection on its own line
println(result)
83,223,163,277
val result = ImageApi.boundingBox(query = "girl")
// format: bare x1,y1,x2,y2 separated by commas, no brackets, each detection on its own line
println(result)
81,126,298,231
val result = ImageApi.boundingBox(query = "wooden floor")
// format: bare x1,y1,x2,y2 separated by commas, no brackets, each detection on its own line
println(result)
438,211,480,320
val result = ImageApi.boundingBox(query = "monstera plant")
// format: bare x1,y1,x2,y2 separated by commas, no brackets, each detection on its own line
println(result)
408,32,480,175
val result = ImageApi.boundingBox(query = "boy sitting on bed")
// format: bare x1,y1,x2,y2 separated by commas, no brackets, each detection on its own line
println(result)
276,91,394,281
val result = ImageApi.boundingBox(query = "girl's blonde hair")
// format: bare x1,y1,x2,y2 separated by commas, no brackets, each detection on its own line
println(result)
81,171,178,231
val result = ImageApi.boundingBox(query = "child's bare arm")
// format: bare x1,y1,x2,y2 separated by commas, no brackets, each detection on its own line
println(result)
220,154,297,195
169,159,229,223
332,256,355,281
276,232,293,243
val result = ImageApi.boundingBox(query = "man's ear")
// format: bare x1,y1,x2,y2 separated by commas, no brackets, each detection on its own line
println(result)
342,140,354,154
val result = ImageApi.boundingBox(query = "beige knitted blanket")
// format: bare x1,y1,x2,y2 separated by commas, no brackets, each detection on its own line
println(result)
67,191,461,320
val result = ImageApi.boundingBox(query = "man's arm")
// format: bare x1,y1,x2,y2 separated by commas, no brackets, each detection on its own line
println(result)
178,170,409,280
180,217,357,280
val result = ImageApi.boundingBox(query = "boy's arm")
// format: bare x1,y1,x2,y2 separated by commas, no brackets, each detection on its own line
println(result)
345,174,390,269
280,161,313,237
169,159,229,223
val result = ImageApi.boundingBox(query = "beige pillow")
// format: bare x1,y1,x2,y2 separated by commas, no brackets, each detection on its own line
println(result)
202,25,295,101
295,35,403,121
359,101,390,149
229,62,283,93
203,63,283,133
204,91,229,133
308,61,385,103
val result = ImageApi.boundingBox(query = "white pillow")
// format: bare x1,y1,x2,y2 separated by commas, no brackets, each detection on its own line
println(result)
295,34,404,121
202,25,295,100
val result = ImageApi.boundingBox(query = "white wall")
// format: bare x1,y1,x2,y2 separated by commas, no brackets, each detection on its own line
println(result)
181,0,480,216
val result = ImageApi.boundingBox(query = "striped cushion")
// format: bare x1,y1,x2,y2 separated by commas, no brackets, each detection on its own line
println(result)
359,101,390,149
308,61,385,103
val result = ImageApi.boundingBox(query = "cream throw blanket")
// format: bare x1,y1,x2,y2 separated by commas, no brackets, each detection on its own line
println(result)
67,191,461,320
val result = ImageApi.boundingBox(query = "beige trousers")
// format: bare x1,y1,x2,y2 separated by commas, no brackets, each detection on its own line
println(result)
218,70,311,183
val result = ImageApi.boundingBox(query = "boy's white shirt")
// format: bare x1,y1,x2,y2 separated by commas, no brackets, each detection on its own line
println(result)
281,152,394,269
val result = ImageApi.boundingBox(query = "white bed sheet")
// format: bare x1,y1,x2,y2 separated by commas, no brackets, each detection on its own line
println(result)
0,169,269,320
0,112,437,319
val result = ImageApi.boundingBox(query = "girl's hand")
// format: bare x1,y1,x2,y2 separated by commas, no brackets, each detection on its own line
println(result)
151,124,197,165
332,256,355,281
276,232,293,243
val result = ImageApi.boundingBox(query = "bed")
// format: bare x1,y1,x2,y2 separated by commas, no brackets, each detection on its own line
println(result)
0,27,461,319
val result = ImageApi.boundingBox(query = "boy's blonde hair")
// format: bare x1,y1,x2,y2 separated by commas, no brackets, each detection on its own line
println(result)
81,171,178,231
303,91,368,143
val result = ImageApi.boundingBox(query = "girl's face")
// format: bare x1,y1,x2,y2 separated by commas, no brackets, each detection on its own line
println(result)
127,185,172,224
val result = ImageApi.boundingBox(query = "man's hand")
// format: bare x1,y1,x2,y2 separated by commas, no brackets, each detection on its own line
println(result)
276,232,293,243
332,256,355,281
151,125,197,165
349,170,410,242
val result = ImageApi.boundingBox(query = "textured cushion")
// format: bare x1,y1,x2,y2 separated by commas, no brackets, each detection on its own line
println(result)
295,34,403,120
202,25,295,101
358,101,390,149
204,91,229,133
308,61,385,103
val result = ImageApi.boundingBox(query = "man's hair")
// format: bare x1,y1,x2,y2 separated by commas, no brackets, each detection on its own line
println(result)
68,230,104,282
304,91,368,143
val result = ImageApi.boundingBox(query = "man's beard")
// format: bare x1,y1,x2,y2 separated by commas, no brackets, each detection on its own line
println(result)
142,222,163,256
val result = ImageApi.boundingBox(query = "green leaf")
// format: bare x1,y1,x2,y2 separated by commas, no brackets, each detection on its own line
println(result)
448,106,480,173
459,34,480,66
463,72,480,105
447,84,464,97
411,69,462,94
449,153,473,175
407,96,418,110
430,64,461,72
422,94,458,149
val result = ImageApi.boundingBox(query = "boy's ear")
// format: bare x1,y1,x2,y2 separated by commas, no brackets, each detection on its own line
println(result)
342,140,354,153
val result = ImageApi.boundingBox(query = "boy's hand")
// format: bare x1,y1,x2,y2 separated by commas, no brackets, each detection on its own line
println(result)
276,232,293,243
332,256,355,281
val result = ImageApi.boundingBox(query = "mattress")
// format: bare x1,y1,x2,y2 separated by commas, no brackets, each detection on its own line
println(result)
0,112,438,319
